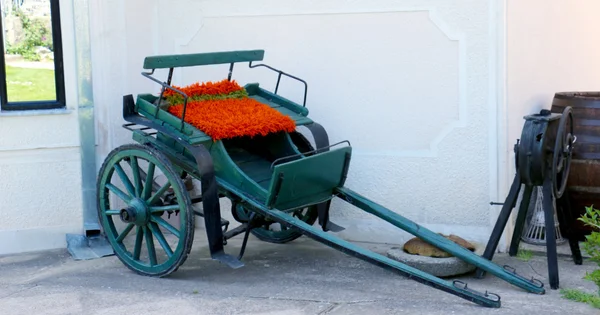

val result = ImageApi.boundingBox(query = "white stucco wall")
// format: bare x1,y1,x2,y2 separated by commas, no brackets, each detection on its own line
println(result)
91,0,505,248
0,0,83,255
506,0,600,164
503,1,600,244
6,0,597,257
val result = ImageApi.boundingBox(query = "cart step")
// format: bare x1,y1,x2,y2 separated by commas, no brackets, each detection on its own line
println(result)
212,251,245,269
317,202,345,232
323,220,344,232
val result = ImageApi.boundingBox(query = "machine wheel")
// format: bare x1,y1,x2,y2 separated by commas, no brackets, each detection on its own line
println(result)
231,131,320,244
552,106,574,199
97,143,194,277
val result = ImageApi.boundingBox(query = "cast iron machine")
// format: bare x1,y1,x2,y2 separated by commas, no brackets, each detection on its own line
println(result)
97,49,551,309
476,108,583,289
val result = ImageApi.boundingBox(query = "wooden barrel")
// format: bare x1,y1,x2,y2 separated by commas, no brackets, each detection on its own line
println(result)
551,92,600,241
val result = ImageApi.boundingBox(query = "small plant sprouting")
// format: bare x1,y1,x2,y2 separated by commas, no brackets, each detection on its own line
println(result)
517,249,533,262
560,205,600,309
560,288,600,309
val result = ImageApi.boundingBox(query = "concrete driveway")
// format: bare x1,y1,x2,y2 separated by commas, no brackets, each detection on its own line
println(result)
1,234,598,315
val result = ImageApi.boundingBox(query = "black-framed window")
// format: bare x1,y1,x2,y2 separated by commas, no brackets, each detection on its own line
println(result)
0,0,64,111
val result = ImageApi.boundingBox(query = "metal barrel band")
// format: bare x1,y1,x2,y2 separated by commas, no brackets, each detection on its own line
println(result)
452,280,501,302
503,265,545,288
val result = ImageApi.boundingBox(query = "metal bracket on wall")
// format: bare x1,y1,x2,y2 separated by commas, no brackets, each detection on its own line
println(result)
66,231,113,260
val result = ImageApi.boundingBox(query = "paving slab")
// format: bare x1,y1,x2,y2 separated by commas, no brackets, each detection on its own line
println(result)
0,233,598,315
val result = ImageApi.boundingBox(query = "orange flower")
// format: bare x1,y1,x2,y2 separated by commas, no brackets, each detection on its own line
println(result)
163,79,243,98
167,98,296,140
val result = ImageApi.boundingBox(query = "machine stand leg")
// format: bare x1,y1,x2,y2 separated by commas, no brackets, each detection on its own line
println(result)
509,185,533,256
556,190,583,265
542,178,559,289
476,174,522,279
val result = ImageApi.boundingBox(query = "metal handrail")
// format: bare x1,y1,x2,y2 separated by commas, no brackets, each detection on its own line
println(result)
248,61,308,107
141,69,189,131
269,140,351,171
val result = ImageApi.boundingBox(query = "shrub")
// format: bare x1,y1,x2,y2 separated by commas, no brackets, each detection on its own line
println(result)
5,9,53,61
578,205,600,294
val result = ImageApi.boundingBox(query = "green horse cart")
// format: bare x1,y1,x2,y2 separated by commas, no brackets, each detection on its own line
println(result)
96,49,546,308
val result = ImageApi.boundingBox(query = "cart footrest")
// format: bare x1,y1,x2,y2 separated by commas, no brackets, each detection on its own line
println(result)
212,251,244,269
317,202,345,232
323,220,345,232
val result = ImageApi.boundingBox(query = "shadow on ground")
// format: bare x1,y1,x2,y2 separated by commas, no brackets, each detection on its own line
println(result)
1,232,598,315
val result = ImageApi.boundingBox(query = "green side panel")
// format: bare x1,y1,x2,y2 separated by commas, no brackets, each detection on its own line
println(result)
245,83,310,117
135,94,212,144
143,50,265,69
210,141,268,202
222,132,300,190
266,146,351,210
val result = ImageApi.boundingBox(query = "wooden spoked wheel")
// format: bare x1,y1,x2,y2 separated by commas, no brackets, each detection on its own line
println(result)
231,131,320,244
233,203,318,244
97,143,194,277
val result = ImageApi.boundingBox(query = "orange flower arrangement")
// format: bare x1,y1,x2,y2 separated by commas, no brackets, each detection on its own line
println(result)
163,79,244,97
164,79,296,140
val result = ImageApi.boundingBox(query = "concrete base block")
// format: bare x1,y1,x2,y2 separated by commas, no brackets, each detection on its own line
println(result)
386,247,477,278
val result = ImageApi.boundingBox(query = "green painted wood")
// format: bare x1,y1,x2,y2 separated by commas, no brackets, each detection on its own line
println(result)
245,83,311,118
143,50,265,69
266,146,351,210
248,94,312,125
210,140,269,202
334,187,547,295
227,148,273,184
136,94,212,143
136,92,311,142
132,131,204,180
97,144,195,276
215,178,502,308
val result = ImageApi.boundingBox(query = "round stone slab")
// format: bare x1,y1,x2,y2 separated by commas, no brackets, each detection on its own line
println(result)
386,247,477,278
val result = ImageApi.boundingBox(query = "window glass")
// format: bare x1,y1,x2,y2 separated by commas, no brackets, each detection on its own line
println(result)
1,0,64,110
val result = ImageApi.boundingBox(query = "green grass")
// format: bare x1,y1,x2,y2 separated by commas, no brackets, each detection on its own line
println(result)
516,249,533,261
5,65,56,102
561,288,600,309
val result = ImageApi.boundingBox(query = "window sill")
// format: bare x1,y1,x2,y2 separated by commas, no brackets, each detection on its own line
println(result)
0,107,74,117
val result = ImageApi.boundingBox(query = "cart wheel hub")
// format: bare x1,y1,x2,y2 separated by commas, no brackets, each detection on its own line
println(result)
120,198,149,225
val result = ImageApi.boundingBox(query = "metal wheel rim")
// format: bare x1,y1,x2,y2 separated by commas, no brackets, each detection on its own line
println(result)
233,203,318,242
254,206,317,241
97,144,193,276
552,106,574,199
